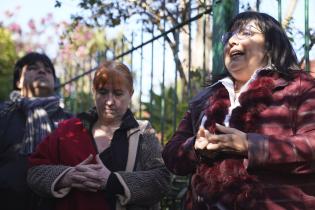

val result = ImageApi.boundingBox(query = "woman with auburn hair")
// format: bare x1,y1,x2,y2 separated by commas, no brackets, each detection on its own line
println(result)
163,11,315,210
27,61,170,210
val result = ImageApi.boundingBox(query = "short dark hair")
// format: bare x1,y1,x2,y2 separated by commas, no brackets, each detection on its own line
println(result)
226,11,300,73
13,52,56,90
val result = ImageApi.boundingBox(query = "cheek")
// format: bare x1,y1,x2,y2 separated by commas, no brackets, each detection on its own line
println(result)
95,97,105,109
223,47,230,64
119,96,131,108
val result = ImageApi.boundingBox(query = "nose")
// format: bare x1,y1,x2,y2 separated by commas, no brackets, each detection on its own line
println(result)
105,93,114,105
37,67,47,75
227,34,239,45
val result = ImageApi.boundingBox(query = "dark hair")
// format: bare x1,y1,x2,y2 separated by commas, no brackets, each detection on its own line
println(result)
13,52,56,90
227,11,299,73
93,61,133,94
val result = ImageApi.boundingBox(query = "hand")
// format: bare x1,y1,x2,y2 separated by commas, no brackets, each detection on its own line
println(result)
195,127,220,159
56,154,100,192
75,154,111,191
207,123,248,155
195,127,212,150
194,124,248,158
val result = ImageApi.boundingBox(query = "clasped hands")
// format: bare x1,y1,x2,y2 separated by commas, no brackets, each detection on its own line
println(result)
194,123,248,159
57,154,111,192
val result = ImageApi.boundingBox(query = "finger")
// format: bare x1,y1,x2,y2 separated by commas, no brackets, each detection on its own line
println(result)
71,174,89,182
207,134,220,143
215,123,237,134
79,154,94,165
203,129,212,138
75,164,102,172
197,127,206,138
95,154,104,165
75,165,90,172
206,142,220,150
207,142,220,150
82,180,101,189
81,171,101,181
195,138,209,150
72,183,98,192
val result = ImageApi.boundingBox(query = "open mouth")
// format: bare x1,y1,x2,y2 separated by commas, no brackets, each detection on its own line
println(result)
35,76,47,81
230,50,244,59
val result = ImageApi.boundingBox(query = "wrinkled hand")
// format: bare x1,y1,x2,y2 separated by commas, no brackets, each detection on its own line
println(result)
75,154,111,191
195,124,248,158
57,154,100,192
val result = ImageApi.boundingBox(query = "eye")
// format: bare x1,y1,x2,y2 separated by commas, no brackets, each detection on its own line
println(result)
27,65,37,71
238,29,252,37
114,91,124,96
97,89,109,95
44,64,53,73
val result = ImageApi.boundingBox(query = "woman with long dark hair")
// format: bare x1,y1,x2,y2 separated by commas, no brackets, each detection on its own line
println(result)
163,11,315,210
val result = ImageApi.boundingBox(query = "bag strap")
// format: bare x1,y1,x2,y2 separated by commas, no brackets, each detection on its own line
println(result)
125,120,148,172
116,120,148,210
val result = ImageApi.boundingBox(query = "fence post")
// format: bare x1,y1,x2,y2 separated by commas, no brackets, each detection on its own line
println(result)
212,0,238,79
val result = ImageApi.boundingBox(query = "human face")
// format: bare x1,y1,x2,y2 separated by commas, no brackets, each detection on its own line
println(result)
223,21,268,83
17,61,55,97
93,82,132,125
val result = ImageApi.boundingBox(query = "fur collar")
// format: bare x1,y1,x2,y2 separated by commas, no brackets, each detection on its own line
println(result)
204,70,285,133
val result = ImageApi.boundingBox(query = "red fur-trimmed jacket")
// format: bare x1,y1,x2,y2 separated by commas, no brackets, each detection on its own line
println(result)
162,70,315,210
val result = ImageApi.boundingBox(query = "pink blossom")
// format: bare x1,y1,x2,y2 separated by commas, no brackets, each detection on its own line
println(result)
41,17,46,25
4,10,13,18
28,19,36,31
8,22,22,34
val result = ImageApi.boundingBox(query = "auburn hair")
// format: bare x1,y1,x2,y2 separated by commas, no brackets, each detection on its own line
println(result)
93,61,133,93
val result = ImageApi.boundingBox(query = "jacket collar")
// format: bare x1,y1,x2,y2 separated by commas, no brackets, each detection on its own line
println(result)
77,108,138,132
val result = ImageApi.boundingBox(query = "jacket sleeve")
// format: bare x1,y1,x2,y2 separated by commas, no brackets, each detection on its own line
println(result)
27,126,71,197
247,73,315,174
113,123,171,206
162,110,199,176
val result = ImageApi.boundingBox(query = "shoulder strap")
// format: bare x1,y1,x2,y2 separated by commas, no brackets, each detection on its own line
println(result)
125,120,148,172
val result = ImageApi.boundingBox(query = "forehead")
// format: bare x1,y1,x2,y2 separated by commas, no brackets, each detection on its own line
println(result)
231,20,261,32
26,61,46,67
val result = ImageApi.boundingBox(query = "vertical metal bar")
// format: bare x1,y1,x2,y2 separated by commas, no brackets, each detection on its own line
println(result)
150,25,154,120
121,37,124,63
131,33,134,72
139,22,144,118
212,0,238,78
173,7,179,134
278,0,282,25
89,57,93,109
202,0,207,85
160,0,166,145
113,41,116,59
130,32,134,111
188,0,192,98
305,0,310,72
256,0,261,11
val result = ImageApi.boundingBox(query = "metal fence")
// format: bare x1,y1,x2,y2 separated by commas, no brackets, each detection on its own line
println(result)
58,0,313,144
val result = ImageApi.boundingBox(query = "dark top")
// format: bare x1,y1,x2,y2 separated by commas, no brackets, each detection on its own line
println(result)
0,102,72,210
